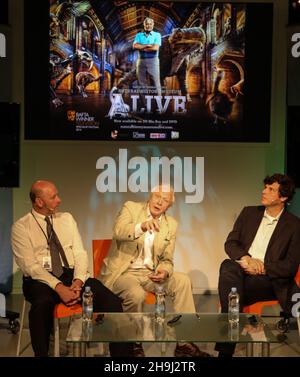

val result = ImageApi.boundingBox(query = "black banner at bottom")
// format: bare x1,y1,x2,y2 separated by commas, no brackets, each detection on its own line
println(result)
2,357,299,375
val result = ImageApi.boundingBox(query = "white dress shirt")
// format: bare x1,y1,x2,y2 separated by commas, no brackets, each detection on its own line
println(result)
248,209,283,261
129,208,161,271
11,209,90,290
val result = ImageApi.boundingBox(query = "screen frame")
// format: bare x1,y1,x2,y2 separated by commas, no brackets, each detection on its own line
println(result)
24,1,273,142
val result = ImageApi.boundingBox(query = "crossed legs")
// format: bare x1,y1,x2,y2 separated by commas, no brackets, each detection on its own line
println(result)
215,259,276,356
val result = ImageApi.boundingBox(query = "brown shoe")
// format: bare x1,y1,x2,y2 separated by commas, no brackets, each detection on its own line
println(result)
174,342,211,357
132,343,145,357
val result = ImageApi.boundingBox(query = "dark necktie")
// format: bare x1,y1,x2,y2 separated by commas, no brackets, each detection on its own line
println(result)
45,216,69,278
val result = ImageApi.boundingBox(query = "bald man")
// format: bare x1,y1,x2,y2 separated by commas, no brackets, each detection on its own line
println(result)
11,180,133,357
100,186,210,357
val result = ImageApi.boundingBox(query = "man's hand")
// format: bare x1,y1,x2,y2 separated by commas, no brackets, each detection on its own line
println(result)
148,269,168,283
55,283,79,306
70,279,83,301
141,219,160,233
238,256,265,275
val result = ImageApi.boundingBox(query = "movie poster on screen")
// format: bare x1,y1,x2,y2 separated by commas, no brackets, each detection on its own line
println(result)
48,0,247,141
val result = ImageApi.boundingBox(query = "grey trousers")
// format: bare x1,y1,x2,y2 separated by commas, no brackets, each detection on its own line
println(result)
136,57,161,96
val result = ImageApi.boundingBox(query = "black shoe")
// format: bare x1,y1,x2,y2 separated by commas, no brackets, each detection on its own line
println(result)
132,343,145,357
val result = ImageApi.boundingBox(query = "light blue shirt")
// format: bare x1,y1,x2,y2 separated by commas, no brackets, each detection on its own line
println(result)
133,31,161,59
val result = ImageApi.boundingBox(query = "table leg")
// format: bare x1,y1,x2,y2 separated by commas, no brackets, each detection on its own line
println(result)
261,343,270,357
160,342,166,356
81,343,87,357
246,343,253,357
73,343,81,357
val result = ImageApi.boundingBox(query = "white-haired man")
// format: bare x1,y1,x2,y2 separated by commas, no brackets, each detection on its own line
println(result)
100,185,210,357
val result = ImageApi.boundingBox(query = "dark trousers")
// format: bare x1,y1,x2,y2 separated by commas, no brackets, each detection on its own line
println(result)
23,269,133,357
215,259,276,356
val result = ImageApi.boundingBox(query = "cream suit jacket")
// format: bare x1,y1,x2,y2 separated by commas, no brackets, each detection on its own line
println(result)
100,201,178,290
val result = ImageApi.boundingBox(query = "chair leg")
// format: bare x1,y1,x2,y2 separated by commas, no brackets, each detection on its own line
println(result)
65,317,73,356
261,343,270,357
54,317,60,357
246,343,254,357
93,342,109,356
16,300,27,357
103,343,110,356
160,342,166,356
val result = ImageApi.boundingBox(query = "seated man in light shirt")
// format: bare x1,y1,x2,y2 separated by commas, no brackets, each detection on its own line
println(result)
11,180,133,357
100,184,210,357
216,173,300,357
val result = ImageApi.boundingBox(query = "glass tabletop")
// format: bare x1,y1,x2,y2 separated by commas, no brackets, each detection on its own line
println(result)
66,312,279,344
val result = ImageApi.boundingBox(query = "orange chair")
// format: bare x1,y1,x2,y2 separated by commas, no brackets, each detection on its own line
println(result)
243,265,300,336
53,241,112,357
243,299,282,356
53,239,157,357
293,265,300,335
92,239,112,278
144,291,156,305
53,303,82,356
243,300,280,315
295,264,300,288
16,295,83,357
243,265,300,316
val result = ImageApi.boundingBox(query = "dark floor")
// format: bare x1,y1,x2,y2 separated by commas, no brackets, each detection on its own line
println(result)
0,294,299,357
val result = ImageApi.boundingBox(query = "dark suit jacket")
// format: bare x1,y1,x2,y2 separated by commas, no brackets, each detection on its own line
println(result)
225,206,300,312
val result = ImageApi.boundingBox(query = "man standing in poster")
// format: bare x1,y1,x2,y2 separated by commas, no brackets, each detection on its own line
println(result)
133,17,162,98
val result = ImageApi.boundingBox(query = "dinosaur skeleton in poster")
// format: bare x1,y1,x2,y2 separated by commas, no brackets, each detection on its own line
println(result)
50,1,100,107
